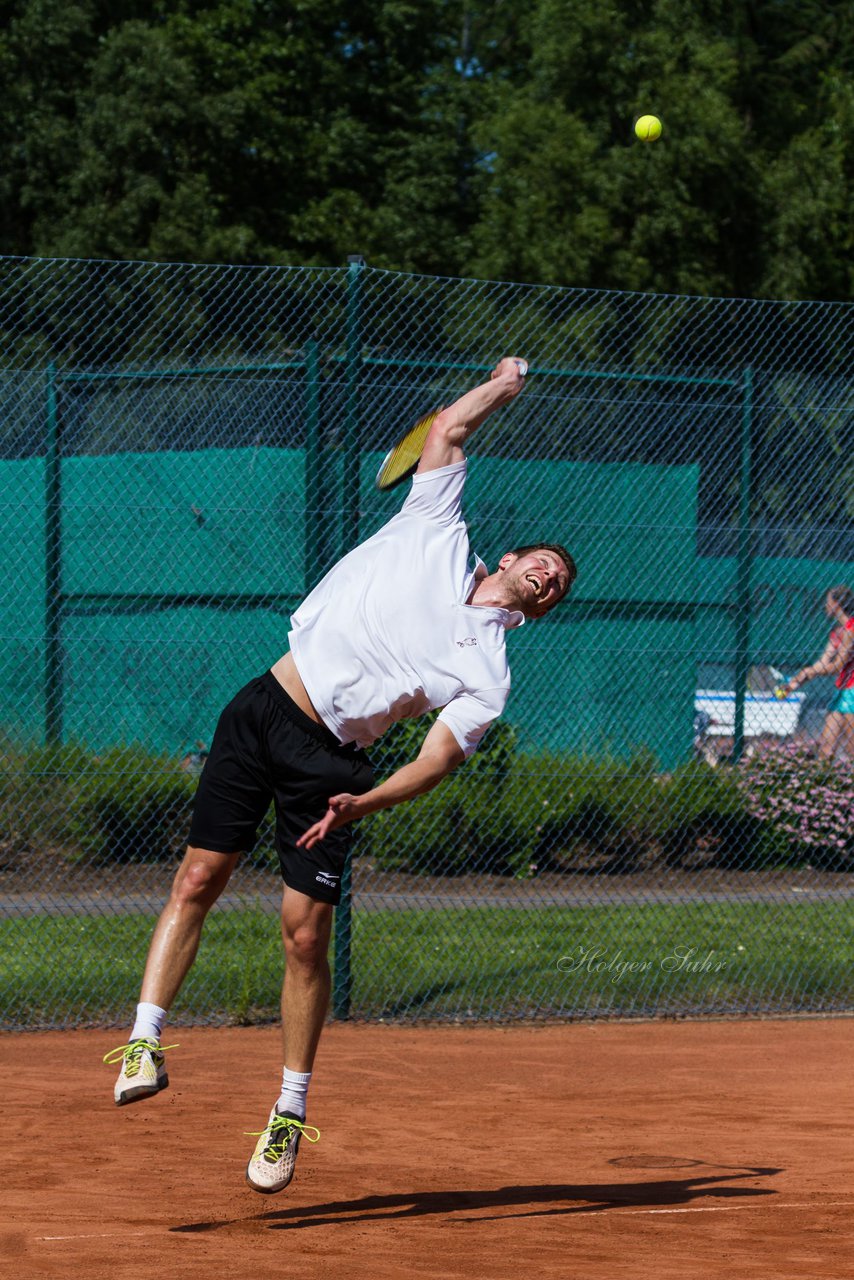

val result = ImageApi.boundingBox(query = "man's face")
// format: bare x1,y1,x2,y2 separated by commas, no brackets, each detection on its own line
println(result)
497,549,571,618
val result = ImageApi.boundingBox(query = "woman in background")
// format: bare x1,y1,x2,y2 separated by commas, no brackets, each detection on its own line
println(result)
782,585,854,759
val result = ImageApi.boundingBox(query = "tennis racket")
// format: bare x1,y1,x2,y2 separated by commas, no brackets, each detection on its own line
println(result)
375,406,443,491
769,665,790,699
374,359,529,492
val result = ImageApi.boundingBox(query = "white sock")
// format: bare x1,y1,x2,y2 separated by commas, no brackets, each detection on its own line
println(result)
130,1002,168,1044
277,1068,312,1120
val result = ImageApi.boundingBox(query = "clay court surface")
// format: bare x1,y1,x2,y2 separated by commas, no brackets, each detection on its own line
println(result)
3,1019,852,1279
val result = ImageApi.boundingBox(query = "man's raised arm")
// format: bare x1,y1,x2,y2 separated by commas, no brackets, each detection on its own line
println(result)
416,356,528,474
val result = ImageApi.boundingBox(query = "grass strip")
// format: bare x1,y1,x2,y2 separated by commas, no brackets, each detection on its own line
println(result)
1,900,851,1027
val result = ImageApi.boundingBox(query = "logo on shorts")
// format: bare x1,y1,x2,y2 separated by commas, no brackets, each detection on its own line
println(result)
315,872,339,888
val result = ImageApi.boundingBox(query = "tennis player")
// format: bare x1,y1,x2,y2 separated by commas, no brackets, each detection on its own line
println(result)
105,356,575,1193
781,585,854,758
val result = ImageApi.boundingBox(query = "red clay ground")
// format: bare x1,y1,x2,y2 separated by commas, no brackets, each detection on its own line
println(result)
2,1020,853,1279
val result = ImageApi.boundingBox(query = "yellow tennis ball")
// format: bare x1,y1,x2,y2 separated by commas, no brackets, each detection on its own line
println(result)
635,114,662,142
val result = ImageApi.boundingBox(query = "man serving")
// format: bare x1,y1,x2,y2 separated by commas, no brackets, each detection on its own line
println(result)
105,355,575,1194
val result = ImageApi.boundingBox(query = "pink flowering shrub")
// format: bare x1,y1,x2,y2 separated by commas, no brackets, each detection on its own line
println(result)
737,742,854,869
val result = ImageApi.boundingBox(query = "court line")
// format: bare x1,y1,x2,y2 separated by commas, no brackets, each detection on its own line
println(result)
38,1231,159,1242
575,1200,854,1217
36,1200,854,1239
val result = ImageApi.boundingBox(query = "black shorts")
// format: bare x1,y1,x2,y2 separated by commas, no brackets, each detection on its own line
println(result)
187,672,375,904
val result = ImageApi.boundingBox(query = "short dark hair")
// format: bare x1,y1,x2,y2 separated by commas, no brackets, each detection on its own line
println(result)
829,585,854,616
508,543,577,604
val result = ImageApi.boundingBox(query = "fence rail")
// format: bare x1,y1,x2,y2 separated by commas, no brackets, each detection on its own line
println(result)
0,256,852,1029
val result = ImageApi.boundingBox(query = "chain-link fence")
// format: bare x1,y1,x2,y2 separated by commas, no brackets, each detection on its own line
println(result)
1,255,852,1029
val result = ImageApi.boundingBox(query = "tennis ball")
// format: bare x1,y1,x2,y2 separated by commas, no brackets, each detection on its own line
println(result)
635,114,662,142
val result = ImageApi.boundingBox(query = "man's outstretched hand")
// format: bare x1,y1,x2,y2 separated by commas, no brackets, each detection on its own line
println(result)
491,355,528,384
297,722,465,850
296,794,360,850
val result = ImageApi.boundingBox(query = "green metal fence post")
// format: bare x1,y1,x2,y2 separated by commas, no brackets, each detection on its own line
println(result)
44,362,63,747
303,341,323,591
341,255,364,554
732,366,754,763
333,255,365,1021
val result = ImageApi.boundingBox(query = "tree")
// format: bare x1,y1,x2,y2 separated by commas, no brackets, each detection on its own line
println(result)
469,0,759,294
0,0,851,301
759,73,854,302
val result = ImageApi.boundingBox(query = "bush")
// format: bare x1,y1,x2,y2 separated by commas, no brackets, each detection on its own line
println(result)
364,771,538,877
364,745,667,878
528,749,662,874
363,739,792,878
67,744,197,864
737,743,854,870
371,714,519,780
0,739,94,857
4,727,831,878
364,717,534,876
656,761,780,869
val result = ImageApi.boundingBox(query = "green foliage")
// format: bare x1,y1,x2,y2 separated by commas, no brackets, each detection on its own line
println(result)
66,744,197,863
0,739,92,850
371,712,519,778
738,742,854,869
0,733,843,877
364,772,539,877
365,716,532,876
656,761,783,870
363,742,782,877
0,739,198,864
523,748,663,873
759,72,854,300
0,1,852,298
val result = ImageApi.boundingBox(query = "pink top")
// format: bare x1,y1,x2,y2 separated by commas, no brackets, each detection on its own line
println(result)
830,617,854,689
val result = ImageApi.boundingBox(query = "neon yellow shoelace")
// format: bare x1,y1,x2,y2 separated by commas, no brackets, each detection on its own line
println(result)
245,1115,321,1156
102,1040,180,1074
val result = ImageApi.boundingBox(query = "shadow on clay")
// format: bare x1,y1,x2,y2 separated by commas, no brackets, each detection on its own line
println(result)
171,1159,783,1233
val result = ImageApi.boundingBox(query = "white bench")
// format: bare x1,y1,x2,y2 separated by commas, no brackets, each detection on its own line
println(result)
694,690,805,738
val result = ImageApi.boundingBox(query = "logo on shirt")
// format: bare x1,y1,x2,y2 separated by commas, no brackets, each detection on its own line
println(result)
456,637,478,648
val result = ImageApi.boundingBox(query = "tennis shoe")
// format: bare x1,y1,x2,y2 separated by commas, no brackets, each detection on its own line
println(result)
245,1107,320,1194
103,1038,177,1106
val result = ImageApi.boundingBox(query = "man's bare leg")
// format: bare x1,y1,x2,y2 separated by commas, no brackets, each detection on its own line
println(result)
245,887,332,1193
280,887,335,1072
107,846,238,1104
139,845,239,1008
